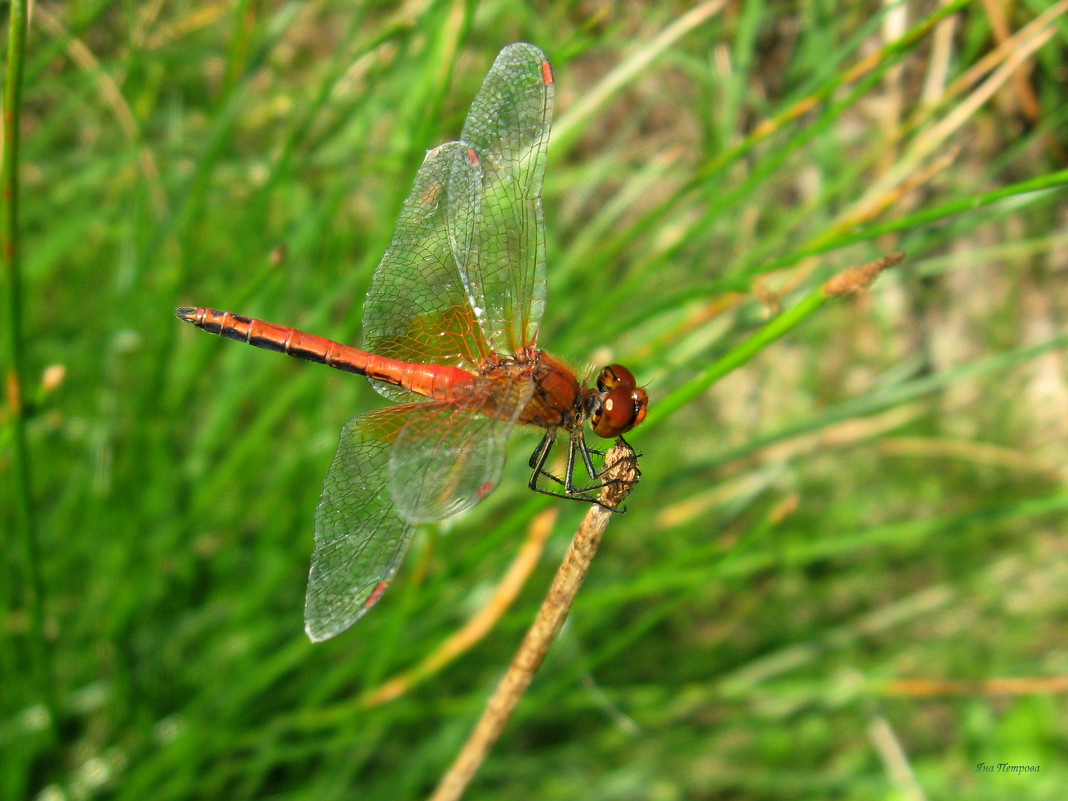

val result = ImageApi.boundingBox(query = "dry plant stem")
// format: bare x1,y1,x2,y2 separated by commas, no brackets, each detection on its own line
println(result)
428,440,640,801
883,677,1068,696
359,508,558,707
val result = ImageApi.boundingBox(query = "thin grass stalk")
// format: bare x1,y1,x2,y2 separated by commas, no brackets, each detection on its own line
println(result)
428,440,641,801
647,254,904,429
1,0,56,731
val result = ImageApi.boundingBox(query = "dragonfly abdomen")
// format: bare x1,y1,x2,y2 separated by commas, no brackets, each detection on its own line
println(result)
176,306,476,399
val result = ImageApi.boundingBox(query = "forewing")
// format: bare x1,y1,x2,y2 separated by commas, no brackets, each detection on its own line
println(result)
305,407,417,642
388,375,534,523
451,42,553,356
362,143,490,403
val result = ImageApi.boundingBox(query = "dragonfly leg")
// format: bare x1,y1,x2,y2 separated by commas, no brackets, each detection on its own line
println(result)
529,428,568,491
528,429,558,481
564,429,600,493
529,428,592,498
527,428,625,509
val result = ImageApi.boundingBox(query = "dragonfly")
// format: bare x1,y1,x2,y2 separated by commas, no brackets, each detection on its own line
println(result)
177,43,647,642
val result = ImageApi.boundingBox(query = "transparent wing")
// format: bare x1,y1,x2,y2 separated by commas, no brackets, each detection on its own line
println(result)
305,375,533,641
361,143,490,402
361,43,553,398
452,42,553,357
305,407,416,641
387,375,533,522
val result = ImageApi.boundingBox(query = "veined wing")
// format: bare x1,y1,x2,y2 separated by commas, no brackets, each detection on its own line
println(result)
362,44,553,401
306,407,416,641
361,143,491,403
305,373,533,641
387,372,533,522
451,43,553,357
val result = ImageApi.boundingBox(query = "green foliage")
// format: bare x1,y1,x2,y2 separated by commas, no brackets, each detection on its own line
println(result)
3,1,1067,799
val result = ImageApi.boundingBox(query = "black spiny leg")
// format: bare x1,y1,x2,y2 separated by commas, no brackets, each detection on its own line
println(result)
527,429,624,510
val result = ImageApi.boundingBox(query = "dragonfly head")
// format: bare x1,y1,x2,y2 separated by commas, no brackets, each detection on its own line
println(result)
589,364,648,439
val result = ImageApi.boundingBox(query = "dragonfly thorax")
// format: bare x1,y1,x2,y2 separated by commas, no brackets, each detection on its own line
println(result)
500,350,588,431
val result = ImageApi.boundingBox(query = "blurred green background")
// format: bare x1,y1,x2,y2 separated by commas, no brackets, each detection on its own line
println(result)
3,1,1068,798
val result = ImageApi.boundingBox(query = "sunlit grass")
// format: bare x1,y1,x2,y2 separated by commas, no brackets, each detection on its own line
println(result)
3,1,1068,799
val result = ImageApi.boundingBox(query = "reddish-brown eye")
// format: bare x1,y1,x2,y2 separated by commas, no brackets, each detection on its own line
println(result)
597,364,637,393
590,365,648,438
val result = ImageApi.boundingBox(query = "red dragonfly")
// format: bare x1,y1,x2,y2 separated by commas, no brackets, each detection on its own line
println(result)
177,44,647,641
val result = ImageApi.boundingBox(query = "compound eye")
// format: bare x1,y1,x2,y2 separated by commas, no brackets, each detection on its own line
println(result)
591,385,649,438
597,364,637,393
